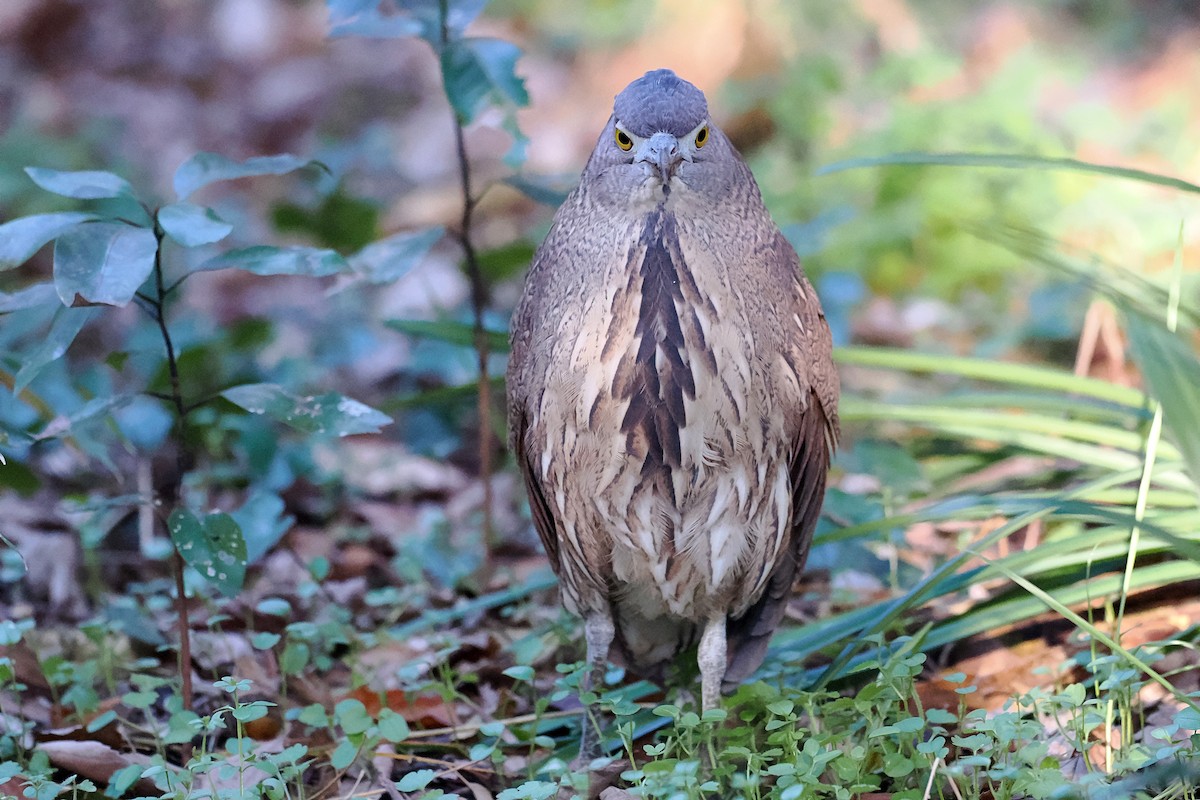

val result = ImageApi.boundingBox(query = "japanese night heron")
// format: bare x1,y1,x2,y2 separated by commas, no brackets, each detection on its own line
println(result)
507,69,839,747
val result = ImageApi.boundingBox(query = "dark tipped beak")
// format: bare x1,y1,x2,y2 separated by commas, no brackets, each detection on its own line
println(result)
638,132,683,179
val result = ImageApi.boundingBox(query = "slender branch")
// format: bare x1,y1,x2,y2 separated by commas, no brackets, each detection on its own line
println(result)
149,221,194,714
163,272,192,298
440,0,495,553
181,391,224,417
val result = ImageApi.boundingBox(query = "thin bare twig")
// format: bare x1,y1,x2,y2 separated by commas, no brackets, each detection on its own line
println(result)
149,220,194,715
438,0,495,554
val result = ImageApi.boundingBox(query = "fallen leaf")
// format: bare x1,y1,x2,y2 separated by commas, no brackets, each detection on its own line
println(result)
37,740,155,793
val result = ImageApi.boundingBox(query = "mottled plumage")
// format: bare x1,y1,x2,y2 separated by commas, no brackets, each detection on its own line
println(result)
507,69,839,728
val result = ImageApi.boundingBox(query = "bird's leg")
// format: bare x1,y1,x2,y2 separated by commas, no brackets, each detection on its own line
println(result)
579,610,615,762
697,614,727,712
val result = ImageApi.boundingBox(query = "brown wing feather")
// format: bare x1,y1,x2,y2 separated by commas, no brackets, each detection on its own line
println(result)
723,238,839,687
723,388,836,688
514,409,562,573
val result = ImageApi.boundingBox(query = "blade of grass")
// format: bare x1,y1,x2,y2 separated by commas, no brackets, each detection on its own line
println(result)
841,399,1170,454
817,152,1200,196
986,557,1200,714
836,347,1145,406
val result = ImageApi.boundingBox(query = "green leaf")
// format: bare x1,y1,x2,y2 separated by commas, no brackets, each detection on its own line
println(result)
377,708,411,743
173,152,316,200
25,167,134,199
232,703,270,723
34,393,136,441
0,212,98,269
502,665,534,682
478,240,537,283
221,383,392,435
157,203,234,247
14,307,99,393
230,489,293,564
280,641,311,675
0,620,23,645
167,509,247,596
386,318,509,352
498,783,558,800
349,227,443,284
441,37,529,124
251,632,281,649
87,709,119,732
273,190,379,251
1175,707,1200,730
106,764,146,798
330,738,359,770
0,283,59,312
1124,313,1200,495
816,152,1200,196
334,698,372,735
53,222,158,307
396,769,437,792
197,245,349,277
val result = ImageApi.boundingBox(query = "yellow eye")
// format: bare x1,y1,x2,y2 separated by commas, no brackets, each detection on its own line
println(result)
615,128,633,151
695,126,709,148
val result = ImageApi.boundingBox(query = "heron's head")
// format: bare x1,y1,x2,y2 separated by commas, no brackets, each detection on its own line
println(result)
583,69,732,198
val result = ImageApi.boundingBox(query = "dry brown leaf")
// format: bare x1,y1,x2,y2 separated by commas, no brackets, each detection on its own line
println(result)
460,781,494,800
948,638,1071,712
37,740,155,793
344,686,456,728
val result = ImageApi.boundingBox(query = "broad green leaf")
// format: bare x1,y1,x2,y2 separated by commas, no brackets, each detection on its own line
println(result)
157,203,233,247
221,383,392,435
498,783,558,800
441,37,529,124
25,167,134,199
0,282,58,312
478,240,536,283
197,245,349,277
396,769,436,792
377,709,410,743
106,764,146,799
113,396,174,451
1125,312,1200,494
34,394,136,441
0,620,23,645
1176,707,1200,730
53,222,158,307
173,152,315,200
167,509,247,596
0,212,98,269
350,227,443,283
230,489,294,564
14,307,99,392
334,698,372,735
816,152,1200,196
386,318,509,352
329,739,359,770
